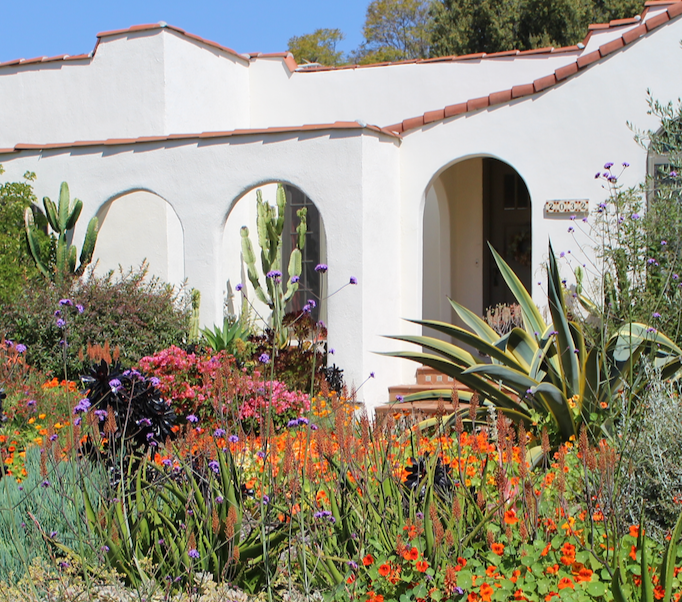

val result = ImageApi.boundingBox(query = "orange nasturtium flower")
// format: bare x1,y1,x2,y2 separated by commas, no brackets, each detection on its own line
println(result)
629,525,641,538
491,542,505,556
379,563,391,577
504,509,519,525
416,560,429,572
479,583,494,602
363,554,375,566
558,577,575,590
403,546,419,561
629,545,638,561
513,590,528,601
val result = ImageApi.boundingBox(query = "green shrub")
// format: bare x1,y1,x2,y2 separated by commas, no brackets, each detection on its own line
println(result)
0,167,52,305
0,265,190,379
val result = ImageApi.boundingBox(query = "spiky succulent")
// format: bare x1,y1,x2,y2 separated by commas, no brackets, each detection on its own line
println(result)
403,454,456,502
80,359,176,451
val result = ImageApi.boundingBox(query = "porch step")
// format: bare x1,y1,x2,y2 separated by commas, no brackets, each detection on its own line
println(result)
376,366,470,421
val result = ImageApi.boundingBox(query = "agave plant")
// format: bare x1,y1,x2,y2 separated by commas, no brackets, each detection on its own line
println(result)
201,316,251,354
384,243,682,445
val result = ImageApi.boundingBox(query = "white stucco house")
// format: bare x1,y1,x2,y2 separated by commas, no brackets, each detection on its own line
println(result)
1,1,682,407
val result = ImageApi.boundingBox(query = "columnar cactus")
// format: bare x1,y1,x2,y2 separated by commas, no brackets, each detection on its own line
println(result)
240,184,307,346
24,181,99,281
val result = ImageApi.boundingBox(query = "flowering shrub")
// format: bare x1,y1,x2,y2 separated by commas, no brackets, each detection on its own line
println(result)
138,345,310,432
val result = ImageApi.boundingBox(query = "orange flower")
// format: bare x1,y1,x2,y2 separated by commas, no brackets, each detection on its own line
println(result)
480,583,494,602
347,574,355,584
416,560,429,572
513,590,528,601
379,563,391,577
545,593,559,601
467,593,479,602
504,509,519,525
654,586,666,601
403,546,419,561
575,567,593,583
491,542,504,556
546,564,560,575
485,565,498,578
510,570,521,584
540,543,551,557
629,525,640,538
457,557,467,568
363,554,374,566
629,545,637,561
558,577,574,591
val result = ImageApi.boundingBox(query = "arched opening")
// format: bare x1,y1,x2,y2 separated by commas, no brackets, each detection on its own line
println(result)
93,190,184,288
222,182,327,325
423,157,532,330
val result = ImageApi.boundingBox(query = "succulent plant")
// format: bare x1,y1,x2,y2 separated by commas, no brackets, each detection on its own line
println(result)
80,359,176,452
24,181,98,281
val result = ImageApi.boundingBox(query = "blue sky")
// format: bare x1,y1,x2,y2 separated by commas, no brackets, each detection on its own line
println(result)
0,0,370,62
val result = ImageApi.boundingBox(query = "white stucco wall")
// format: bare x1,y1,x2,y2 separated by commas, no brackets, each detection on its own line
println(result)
93,190,184,288
2,6,682,408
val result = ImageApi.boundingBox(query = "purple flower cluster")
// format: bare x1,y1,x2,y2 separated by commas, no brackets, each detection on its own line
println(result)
73,398,91,414
314,510,335,523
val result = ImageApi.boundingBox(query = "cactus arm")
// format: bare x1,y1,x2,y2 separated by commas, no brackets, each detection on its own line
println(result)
76,216,99,275
241,227,270,305
65,198,83,231
189,290,201,343
56,233,68,276
283,248,302,304
68,245,77,275
275,184,286,236
43,196,60,232
58,182,70,230
296,208,307,250
24,208,50,278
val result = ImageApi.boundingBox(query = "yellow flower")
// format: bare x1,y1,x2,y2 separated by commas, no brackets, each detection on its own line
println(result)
54,423,63,429
28,417,35,424
39,413,46,420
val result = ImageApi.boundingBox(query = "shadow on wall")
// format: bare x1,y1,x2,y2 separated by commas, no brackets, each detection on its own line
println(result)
93,190,185,288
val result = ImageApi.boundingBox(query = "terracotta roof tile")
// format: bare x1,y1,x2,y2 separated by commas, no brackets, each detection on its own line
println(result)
511,83,534,98
610,17,641,26
588,23,611,30
444,103,467,118
423,109,445,124
533,73,557,92
489,89,512,105
467,96,490,111
577,50,602,68
484,49,520,58
517,46,555,55
646,9,671,29
669,1,682,17
599,37,625,56
452,52,487,61
386,123,404,133
7,122,400,153
402,116,425,130
555,62,579,81
622,22,649,43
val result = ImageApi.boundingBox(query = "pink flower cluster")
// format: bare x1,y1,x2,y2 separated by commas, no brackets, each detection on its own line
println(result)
235,373,310,422
138,346,310,430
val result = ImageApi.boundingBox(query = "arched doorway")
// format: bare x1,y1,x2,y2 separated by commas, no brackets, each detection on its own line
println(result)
423,157,532,329
93,190,184,288
222,183,327,325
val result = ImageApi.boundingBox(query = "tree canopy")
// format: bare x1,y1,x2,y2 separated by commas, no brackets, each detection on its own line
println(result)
287,28,345,66
286,0,647,68
429,0,646,57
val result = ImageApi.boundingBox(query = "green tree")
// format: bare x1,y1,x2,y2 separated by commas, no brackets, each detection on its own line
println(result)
429,0,646,57
351,0,431,64
287,28,345,66
0,166,52,304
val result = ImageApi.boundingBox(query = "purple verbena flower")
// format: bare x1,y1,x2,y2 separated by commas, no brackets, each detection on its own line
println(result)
349,276,358,285
208,460,220,474
266,270,282,280
259,353,270,364
187,414,199,423
76,304,84,314
15,344,26,353
55,318,66,329
214,428,226,438
228,434,239,443
188,549,200,559
290,275,300,283
58,299,73,307
235,283,243,292
314,264,328,273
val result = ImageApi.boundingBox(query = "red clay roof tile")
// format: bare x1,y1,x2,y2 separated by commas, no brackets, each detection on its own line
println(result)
444,103,468,118
622,22,649,43
610,17,641,26
533,73,557,92
511,83,534,98
577,50,601,68
646,10,671,30
423,109,445,124
599,37,625,56
467,96,490,111
555,62,579,80
669,2,682,16
489,89,512,105
402,116,425,130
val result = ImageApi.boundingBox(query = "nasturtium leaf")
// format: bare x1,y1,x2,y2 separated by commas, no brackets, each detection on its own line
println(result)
586,581,607,596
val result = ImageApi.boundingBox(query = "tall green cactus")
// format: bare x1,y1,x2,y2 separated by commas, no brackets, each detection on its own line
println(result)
24,181,99,281
240,184,307,346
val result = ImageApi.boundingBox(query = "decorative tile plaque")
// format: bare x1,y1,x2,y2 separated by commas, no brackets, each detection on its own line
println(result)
544,199,589,215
